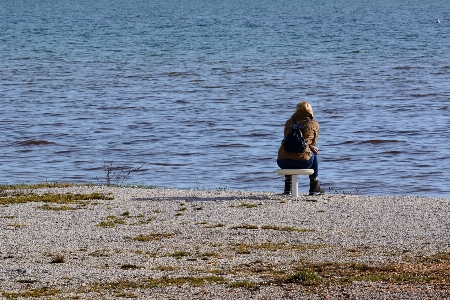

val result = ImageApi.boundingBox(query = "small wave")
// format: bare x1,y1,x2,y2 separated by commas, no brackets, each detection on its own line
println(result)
122,140,144,145
244,133,271,137
54,150,75,154
332,139,404,146
151,162,189,166
322,157,352,162
335,141,357,145
17,149,34,153
322,109,336,114
359,139,403,144
411,93,439,98
385,150,402,155
213,143,249,148
167,72,191,77
410,186,436,192
14,140,56,146
179,153,197,156
392,66,412,70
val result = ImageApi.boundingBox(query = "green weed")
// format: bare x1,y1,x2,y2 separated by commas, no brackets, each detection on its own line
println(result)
132,233,173,242
0,182,74,191
143,276,226,287
40,204,76,211
115,292,137,298
231,242,327,253
285,270,322,285
261,225,314,232
87,276,226,293
238,203,258,208
156,265,179,271
120,264,142,270
0,192,113,205
231,224,258,230
197,252,220,259
130,217,154,225
204,223,226,228
7,223,26,228
1,287,60,298
166,251,190,259
97,215,127,227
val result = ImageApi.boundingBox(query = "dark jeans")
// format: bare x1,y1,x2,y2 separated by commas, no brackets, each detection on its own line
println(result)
277,153,318,179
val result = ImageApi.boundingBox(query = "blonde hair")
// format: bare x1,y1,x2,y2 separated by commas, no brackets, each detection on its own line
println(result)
295,101,313,116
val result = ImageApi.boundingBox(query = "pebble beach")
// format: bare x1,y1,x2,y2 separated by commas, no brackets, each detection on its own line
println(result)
0,186,449,299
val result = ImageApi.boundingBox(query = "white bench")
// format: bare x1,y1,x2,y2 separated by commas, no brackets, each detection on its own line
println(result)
276,169,314,197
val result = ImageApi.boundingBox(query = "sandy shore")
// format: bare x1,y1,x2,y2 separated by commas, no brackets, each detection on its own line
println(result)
0,186,449,299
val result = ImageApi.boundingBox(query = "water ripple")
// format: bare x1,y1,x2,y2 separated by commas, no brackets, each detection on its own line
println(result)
1,0,449,197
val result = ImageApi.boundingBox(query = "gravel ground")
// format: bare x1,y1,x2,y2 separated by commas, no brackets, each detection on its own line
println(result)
0,186,449,299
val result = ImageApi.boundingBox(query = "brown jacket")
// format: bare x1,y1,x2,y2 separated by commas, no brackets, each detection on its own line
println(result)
277,110,319,161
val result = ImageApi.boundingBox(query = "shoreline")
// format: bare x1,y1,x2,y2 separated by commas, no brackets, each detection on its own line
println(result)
1,186,449,299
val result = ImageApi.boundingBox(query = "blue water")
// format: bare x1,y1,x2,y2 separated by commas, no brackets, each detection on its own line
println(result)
1,0,450,197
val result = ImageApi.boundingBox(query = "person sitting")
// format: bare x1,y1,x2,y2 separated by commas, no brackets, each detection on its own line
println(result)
277,101,325,195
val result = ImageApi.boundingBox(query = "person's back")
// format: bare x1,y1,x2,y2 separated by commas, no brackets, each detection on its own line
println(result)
277,101,324,195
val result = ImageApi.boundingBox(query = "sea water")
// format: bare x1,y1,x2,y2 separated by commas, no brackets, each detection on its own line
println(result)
1,0,449,197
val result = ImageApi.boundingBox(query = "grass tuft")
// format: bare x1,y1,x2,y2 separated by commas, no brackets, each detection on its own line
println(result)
97,215,127,227
231,224,258,230
132,233,174,242
1,215,15,219
238,203,258,208
261,225,315,232
7,223,26,228
86,276,226,293
156,265,179,271
348,273,438,284
1,287,60,298
120,264,142,270
166,251,190,259
115,292,137,298
143,275,226,287
0,191,113,206
285,270,322,285
197,252,220,259
0,182,74,191
40,204,76,211
204,223,226,228
231,242,327,254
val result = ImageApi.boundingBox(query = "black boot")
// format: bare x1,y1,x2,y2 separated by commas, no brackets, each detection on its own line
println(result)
309,178,325,196
284,175,292,195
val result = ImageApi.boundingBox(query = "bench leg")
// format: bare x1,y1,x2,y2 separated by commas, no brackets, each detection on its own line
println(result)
292,175,298,197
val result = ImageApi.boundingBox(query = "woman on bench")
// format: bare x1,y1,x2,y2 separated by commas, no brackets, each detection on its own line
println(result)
277,101,324,196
